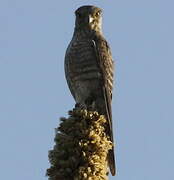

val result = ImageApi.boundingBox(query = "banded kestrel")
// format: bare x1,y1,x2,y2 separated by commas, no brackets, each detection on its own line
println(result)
64,5,116,176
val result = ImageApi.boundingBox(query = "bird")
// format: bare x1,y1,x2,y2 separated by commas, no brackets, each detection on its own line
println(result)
64,5,116,176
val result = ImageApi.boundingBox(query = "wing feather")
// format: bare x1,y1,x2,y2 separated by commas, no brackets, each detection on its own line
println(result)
92,37,116,175
64,45,76,100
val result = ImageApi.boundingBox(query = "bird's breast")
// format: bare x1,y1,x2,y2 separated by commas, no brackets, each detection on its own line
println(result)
67,39,101,82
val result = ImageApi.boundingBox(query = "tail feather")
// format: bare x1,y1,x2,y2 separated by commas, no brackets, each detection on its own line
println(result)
102,87,116,176
108,148,116,176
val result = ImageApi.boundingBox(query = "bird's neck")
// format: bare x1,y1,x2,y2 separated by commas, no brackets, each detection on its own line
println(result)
73,27,102,39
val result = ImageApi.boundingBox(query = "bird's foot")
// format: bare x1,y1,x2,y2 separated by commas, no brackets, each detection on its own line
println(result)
75,103,87,110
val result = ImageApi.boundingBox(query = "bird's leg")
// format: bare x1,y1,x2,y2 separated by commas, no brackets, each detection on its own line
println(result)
75,102,87,110
91,101,96,111
75,103,81,108
84,96,97,111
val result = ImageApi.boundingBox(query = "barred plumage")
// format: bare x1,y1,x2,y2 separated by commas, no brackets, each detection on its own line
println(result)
64,5,116,176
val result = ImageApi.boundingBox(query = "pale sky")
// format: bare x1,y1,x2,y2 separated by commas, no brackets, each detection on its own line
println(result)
0,0,174,179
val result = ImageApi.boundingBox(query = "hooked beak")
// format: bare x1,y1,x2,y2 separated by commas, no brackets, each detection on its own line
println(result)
87,15,94,24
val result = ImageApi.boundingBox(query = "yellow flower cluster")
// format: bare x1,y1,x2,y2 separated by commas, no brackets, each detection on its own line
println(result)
46,108,112,180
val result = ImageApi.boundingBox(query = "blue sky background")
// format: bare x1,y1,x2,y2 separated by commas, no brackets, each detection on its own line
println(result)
1,0,174,179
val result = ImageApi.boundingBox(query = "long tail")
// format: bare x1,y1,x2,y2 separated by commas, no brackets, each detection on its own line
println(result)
108,149,116,176
102,87,116,176
86,91,116,175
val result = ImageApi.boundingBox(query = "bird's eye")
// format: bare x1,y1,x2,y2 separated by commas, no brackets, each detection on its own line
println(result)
76,12,82,18
95,11,101,17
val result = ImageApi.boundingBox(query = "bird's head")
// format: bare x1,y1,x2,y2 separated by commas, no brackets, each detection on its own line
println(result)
75,5,102,32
